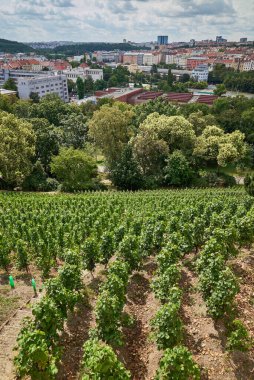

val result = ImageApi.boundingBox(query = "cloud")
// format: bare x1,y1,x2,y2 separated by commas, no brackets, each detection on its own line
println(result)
0,0,252,42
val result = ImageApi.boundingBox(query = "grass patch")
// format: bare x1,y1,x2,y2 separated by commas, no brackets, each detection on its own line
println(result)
0,289,20,325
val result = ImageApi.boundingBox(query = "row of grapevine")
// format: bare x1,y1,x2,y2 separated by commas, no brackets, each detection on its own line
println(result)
196,206,254,350
14,250,83,379
151,220,201,379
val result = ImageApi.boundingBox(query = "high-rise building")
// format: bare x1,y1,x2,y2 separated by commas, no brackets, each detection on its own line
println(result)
240,37,247,43
157,36,168,45
216,36,227,43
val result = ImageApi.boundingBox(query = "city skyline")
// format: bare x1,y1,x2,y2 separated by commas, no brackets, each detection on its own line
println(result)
0,0,253,43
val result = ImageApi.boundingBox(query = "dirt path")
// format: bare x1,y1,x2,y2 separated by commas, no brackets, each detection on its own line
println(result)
0,293,42,380
56,265,105,380
118,257,162,380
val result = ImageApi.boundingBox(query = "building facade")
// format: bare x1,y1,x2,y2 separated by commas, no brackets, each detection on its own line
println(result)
191,64,209,82
157,36,168,45
17,75,69,102
63,68,103,82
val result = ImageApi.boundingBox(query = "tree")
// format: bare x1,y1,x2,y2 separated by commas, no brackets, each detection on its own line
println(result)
3,78,17,92
140,113,196,155
67,79,76,94
88,103,134,166
0,112,35,186
84,77,94,94
164,151,193,186
214,84,227,96
29,92,40,103
59,112,87,149
31,93,68,126
94,79,107,91
180,73,190,83
110,145,144,190
194,126,249,168
76,77,85,99
132,129,169,178
167,68,174,86
188,111,217,136
29,118,60,171
51,147,98,192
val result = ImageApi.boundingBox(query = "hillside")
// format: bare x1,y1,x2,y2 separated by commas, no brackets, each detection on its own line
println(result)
0,39,34,54
51,42,149,55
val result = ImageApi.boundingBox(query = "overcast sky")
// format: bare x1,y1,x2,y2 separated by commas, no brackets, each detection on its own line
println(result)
0,0,253,43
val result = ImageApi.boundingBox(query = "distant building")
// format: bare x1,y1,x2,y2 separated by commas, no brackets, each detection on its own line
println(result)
240,38,247,43
17,75,69,102
216,36,227,44
187,57,208,70
157,36,168,45
123,53,144,65
63,68,103,82
191,64,209,82
189,39,196,47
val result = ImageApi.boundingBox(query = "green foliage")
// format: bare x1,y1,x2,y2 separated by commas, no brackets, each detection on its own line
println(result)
155,346,200,380
110,144,144,190
58,112,87,149
51,147,98,192
214,84,227,96
3,78,17,92
163,150,193,187
0,112,35,186
88,103,134,166
14,321,59,380
152,266,181,303
76,77,85,100
244,173,254,196
226,319,252,351
151,302,183,349
81,339,131,379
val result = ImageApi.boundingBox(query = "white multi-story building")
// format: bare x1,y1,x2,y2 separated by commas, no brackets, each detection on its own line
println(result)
242,60,254,71
17,75,69,102
191,64,209,82
63,68,103,82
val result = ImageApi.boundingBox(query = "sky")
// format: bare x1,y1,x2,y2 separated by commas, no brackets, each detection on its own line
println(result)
0,0,253,43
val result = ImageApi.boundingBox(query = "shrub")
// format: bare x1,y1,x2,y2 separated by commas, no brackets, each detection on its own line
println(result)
155,345,200,380
81,339,131,379
151,266,181,302
151,302,183,349
226,319,252,351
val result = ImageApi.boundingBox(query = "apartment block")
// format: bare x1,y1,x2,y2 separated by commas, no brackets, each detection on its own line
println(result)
17,75,69,102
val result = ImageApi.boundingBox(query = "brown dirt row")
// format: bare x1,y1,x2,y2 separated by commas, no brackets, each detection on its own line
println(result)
56,265,106,380
181,250,254,380
117,257,162,380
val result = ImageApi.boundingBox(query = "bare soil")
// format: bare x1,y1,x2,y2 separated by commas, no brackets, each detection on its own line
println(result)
118,257,162,380
181,251,254,380
56,265,106,380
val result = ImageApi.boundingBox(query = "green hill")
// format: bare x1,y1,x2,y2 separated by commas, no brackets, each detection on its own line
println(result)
0,39,34,54
52,42,149,55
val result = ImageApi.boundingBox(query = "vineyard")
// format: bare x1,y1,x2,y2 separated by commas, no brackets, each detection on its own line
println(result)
0,188,254,379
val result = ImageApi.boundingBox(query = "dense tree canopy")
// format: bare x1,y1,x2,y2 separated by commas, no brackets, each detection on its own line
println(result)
0,112,35,186
88,103,135,166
